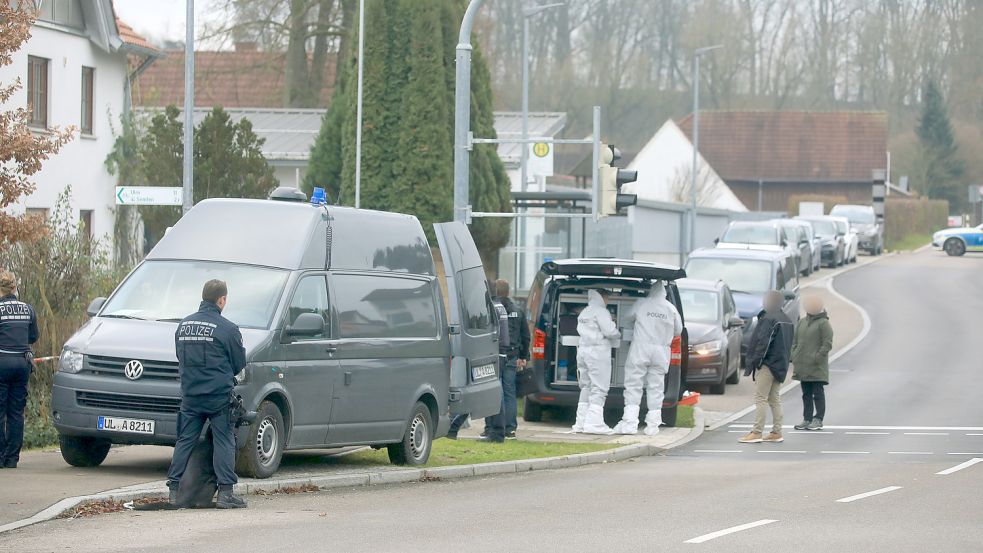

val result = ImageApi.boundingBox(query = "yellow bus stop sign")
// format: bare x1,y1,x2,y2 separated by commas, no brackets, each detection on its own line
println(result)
532,142,550,158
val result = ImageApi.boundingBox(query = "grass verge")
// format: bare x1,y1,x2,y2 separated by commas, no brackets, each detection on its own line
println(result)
675,404,695,429
887,233,932,251
334,440,619,468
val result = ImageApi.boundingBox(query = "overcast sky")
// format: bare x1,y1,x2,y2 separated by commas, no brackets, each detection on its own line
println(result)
113,0,222,47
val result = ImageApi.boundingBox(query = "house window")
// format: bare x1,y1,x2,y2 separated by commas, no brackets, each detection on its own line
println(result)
37,0,85,29
80,210,93,240
81,67,94,134
27,56,49,128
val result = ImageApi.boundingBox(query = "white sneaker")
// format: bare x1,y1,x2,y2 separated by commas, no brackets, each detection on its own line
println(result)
643,425,661,437
613,420,638,435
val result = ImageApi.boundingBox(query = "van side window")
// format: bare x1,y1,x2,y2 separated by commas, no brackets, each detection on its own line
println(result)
332,274,439,339
459,267,493,334
287,275,329,340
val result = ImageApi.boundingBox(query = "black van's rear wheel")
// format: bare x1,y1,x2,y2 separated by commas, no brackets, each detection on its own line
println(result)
59,435,111,467
388,402,433,466
661,405,678,428
522,397,543,422
235,400,285,479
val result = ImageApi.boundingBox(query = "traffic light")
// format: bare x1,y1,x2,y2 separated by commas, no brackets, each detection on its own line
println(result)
598,144,638,218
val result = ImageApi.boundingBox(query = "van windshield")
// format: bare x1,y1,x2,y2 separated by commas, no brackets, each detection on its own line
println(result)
685,258,773,294
831,207,875,224
101,260,288,329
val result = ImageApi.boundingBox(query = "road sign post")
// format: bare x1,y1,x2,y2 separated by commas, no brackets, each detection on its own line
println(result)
115,187,184,206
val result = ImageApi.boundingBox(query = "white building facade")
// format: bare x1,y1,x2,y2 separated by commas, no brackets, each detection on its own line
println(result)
1,0,156,243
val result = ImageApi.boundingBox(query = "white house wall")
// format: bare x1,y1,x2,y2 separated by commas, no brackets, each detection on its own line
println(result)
0,23,128,243
625,120,748,212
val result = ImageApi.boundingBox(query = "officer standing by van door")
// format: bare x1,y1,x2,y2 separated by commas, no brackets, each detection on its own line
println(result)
0,271,38,469
167,280,247,508
613,281,682,436
490,280,529,439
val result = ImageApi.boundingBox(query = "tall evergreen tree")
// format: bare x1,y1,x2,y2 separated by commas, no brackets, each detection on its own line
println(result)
915,80,965,211
305,0,512,258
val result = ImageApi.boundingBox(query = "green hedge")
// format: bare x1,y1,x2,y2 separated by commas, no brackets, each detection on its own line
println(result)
884,197,949,250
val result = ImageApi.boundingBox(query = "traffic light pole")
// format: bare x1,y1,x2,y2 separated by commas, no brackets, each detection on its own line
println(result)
453,0,485,223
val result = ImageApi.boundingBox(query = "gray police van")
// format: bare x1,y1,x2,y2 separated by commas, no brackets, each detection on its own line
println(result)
51,192,501,477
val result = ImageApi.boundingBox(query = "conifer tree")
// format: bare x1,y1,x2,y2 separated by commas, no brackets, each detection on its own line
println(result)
915,80,965,211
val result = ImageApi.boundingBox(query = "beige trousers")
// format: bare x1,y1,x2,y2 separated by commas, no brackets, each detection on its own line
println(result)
752,365,783,434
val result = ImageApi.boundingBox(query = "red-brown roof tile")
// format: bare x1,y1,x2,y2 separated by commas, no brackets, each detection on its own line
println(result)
677,111,888,182
133,49,336,109
115,17,156,52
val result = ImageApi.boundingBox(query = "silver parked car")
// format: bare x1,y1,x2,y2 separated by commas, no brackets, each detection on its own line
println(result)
831,204,883,256
796,216,847,268
773,219,817,276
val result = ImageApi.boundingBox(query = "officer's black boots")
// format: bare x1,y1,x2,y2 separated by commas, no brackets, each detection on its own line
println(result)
168,485,178,506
216,485,247,509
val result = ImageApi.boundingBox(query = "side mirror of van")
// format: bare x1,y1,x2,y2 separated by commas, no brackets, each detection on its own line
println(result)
780,240,788,248
727,316,745,329
713,238,720,245
286,313,325,338
86,297,107,317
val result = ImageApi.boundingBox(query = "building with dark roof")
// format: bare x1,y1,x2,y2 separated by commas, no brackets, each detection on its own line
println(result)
677,110,889,212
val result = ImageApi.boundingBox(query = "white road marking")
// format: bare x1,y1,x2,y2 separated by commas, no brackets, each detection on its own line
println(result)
936,458,983,475
836,486,903,503
966,433,983,436
947,452,983,456
846,431,890,435
790,431,833,434
695,449,743,454
903,432,949,436
821,451,870,455
684,519,778,544
729,424,983,431
888,451,934,455
757,450,806,454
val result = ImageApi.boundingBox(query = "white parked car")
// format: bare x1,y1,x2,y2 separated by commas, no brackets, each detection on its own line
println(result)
830,216,859,264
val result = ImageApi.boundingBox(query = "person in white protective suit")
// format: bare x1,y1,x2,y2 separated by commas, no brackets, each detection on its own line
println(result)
572,289,621,435
613,281,682,436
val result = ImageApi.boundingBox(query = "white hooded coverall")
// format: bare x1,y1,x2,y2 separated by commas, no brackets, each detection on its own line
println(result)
572,290,621,434
615,282,682,435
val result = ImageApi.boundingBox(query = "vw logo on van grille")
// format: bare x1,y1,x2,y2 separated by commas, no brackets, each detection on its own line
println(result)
123,360,144,380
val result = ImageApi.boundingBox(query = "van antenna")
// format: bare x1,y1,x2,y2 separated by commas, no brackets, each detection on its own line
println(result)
322,204,332,270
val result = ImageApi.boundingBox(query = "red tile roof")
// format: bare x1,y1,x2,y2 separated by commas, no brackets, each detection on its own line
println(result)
677,111,888,182
132,49,336,109
115,17,156,52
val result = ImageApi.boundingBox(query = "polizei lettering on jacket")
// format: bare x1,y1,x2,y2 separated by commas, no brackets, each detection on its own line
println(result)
0,301,31,321
177,320,217,342
644,311,669,320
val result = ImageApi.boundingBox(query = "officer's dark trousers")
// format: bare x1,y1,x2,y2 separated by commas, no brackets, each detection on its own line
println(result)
0,354,30,465
167,396,237,487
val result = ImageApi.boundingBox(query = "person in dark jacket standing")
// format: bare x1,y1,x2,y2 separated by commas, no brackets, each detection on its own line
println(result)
0,271,38,469
792,296,833,431
491,279,529,439
167,280,247,508
739,290,794,444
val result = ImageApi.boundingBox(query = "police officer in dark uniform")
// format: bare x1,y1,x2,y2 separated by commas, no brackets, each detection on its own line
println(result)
492,279,530,439
167,279,247,508
0,271,38,469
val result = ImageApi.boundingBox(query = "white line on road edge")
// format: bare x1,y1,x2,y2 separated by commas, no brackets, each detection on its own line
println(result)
684,519,778,544
757,450,807,454
888,451,934,455
904,432,949,436
821,451,870,454
694,449,743,453
846,431,891,435
708,267,876,432
966,433,983,436
836,486,903,503
729,425,983,431
947,452,983,456
936,458,983,475
791,431,833,434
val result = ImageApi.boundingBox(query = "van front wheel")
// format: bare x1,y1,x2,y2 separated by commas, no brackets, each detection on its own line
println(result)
388,402,433,466
235,401,285,479
59,435,111,467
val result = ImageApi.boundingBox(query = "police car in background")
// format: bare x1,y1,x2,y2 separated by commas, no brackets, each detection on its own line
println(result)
933,223,983,256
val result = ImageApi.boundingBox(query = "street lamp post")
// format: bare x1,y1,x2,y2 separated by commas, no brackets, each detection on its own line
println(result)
182,0,194,214
354,0,365,208
689,44,722,257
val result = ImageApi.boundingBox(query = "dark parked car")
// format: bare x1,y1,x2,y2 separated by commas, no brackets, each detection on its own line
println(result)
796,216,846,267
831,204,883,255
676,279,744,395
684,248,800,368
773,219,814,276
520,259,688,427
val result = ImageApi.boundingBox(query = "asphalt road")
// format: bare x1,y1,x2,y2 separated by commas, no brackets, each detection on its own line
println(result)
3,248,982,552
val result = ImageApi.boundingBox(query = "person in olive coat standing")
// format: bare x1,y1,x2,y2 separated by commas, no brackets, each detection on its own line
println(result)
792,295,834,431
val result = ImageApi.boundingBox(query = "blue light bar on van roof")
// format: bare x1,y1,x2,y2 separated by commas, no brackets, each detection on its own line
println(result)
311,187,327,206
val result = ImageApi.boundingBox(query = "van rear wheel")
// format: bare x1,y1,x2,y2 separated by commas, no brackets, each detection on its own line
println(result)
522,397,543,422
388,402,433,466
661,406,678,428
59,435,111,467
235,400,285,479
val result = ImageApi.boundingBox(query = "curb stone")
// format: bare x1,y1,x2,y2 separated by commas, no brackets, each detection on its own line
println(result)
0,415,704,535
